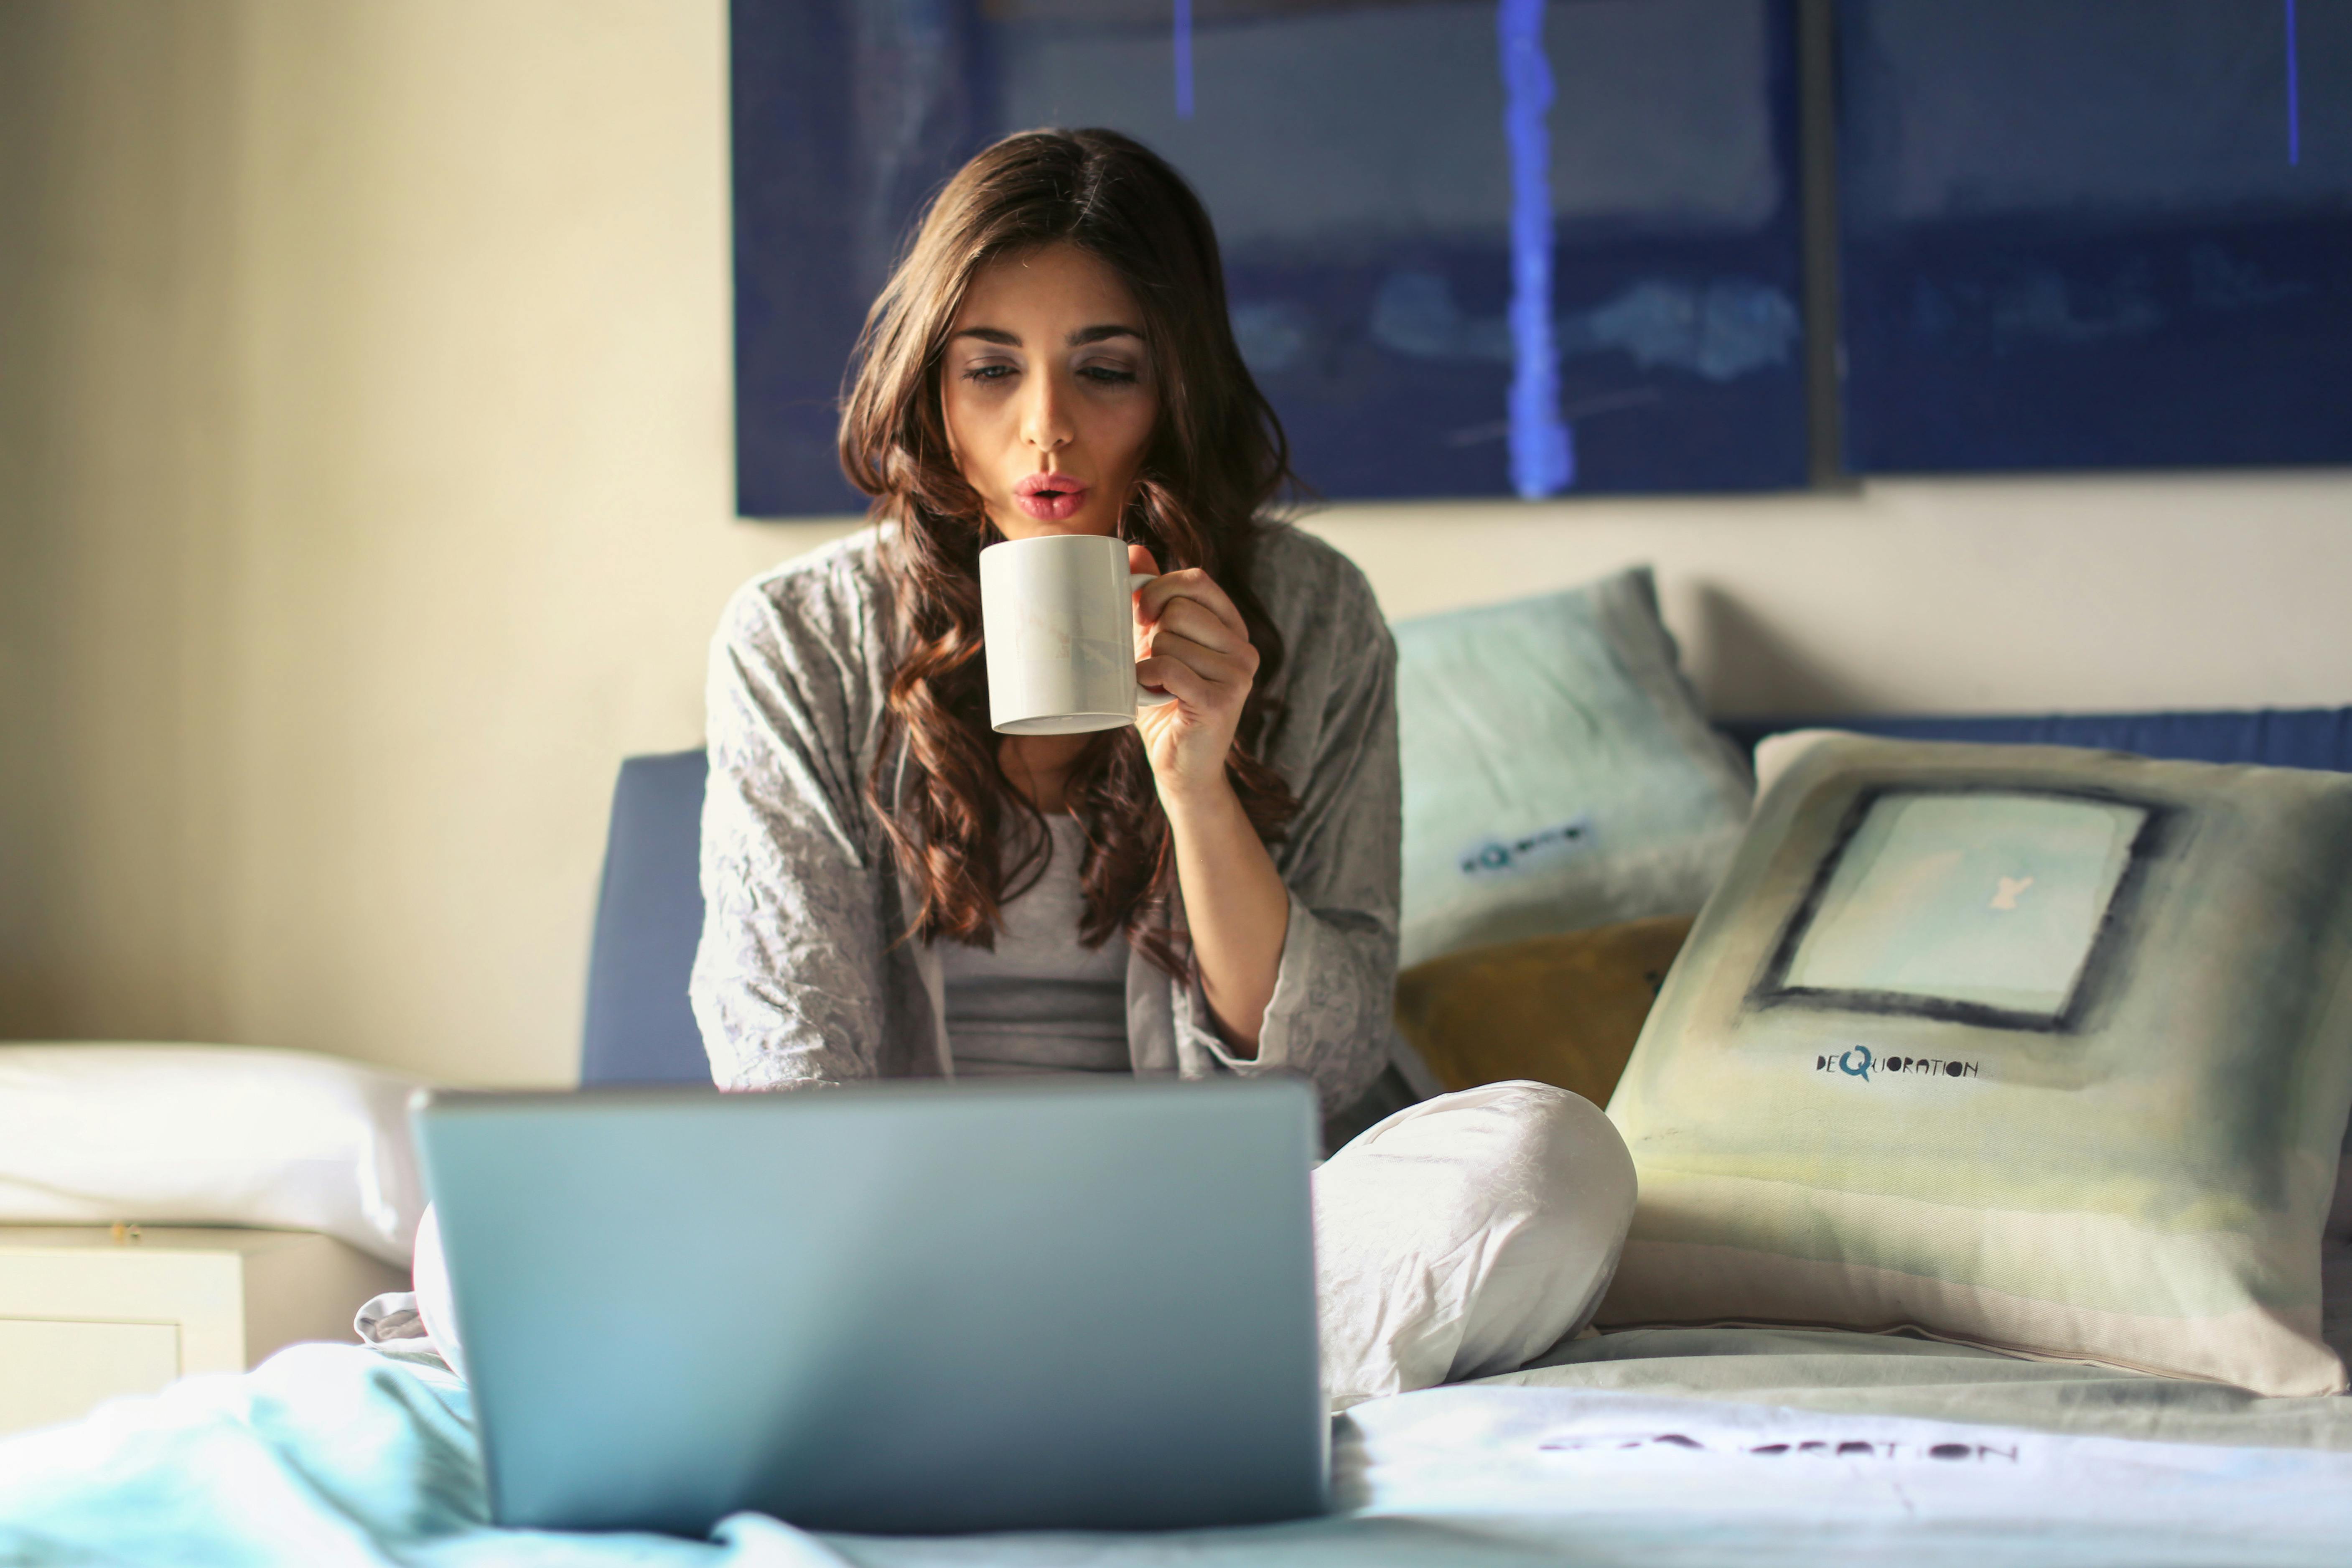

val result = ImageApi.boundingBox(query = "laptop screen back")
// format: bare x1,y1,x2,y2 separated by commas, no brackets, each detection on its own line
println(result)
414,1077,1326,1536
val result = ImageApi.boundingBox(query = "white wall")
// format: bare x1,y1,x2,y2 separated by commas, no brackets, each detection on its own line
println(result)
3,0,2347,1089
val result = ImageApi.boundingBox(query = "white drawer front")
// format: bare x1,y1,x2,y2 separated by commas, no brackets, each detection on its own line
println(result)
0,1317,181,1436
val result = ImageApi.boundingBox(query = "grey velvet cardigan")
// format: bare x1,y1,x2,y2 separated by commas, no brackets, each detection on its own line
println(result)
687,520,1403,1116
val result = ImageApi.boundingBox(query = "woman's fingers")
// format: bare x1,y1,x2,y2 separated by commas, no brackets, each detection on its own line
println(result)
1136,567,1247,639
1135,652,1216,710
1146,595,1252,657
1138,625,1251,686
1138,628,1256,696
1126,560,1255,743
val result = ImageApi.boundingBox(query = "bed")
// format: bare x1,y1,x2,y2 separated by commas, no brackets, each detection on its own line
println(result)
6,1322,2352,1565
5,703,2349,1565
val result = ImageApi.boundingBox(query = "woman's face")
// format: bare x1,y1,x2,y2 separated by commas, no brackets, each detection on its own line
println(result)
939,243,1159,542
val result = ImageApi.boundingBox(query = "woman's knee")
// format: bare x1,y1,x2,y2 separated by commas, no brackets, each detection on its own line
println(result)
1471,1080,1637,1245
1313,1080,1636,1408
1442,1083,1636,1373
1336,1079,1635,1229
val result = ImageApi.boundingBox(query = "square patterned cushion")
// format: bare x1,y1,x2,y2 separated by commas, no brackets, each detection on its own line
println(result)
1600,730,2352,1396
1392,565,1752,969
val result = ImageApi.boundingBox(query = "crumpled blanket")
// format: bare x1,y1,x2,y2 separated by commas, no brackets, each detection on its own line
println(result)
0,1344,846,1567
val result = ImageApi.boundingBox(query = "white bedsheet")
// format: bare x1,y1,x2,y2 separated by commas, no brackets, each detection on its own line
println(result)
1337,1385,2352,1561
5,1342,2347,1567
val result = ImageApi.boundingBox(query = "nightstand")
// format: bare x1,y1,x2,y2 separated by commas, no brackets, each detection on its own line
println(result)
0,1225,409,1437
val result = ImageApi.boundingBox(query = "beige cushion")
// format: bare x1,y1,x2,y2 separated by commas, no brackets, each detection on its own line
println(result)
1601,731,2352,1396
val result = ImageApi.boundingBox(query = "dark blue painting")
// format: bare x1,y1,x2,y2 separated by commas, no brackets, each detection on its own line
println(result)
732,0,1811,517
1838,0,2352,473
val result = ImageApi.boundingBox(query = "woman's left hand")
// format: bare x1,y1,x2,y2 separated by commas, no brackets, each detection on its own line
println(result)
1128,543,1259,807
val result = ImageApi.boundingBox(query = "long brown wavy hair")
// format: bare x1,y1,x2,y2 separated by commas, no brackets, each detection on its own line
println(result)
838,127,1302,975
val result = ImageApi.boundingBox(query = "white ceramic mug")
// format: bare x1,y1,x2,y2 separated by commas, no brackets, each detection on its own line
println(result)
979,533,1178,735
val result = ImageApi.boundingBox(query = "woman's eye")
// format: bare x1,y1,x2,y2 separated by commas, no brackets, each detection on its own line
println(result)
1080,364,1140,386
962,364,1016,383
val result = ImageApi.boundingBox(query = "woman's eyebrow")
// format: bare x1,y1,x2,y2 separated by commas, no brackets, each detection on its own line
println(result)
948,323,1142,347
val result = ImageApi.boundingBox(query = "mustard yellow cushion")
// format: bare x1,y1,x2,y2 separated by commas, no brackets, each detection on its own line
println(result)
1395,916,1694,1106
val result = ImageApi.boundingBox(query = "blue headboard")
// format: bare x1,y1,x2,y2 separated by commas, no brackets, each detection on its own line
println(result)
1713,709,2352,773
580,707,2352,1087
580,749,714,1087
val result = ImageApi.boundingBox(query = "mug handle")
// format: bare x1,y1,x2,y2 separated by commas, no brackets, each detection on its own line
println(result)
1129,571,1177,708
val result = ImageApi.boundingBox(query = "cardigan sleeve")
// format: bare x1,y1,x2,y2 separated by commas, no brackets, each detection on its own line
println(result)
1174,561,1403,1116
688,570,894,1091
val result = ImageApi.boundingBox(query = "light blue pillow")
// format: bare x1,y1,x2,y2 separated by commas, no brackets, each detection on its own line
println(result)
1392,566,1753,970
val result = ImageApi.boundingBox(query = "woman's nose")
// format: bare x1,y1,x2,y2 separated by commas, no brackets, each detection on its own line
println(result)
1021,371,1074,453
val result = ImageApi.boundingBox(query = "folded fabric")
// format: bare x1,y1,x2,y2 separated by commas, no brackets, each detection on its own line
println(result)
1391,565,1752,968
0,1341,858,1566
1603,731,2352,1396
0,1042,430,1265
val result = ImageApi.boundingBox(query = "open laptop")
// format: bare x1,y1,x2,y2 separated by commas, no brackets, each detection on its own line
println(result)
411,1077,1327,1537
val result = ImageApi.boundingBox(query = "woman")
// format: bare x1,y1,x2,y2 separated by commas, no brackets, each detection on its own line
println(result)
423,129,1634,1411
690,127,1396,1107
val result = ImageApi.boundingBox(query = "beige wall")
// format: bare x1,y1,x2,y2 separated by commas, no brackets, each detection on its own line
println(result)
1309,471,2352,717
3,1,2347,1088
0,0,825,1084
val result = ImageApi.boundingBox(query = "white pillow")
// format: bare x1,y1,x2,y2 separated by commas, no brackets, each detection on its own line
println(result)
0,1043,429,1265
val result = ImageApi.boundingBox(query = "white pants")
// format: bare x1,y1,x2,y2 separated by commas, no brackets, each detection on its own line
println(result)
1312,1080,1636,1411
413,1080,1635,1413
